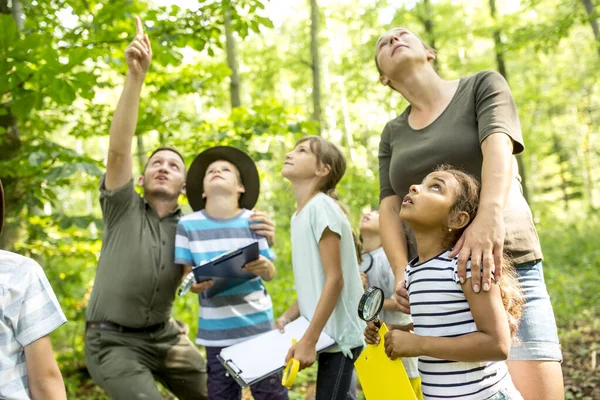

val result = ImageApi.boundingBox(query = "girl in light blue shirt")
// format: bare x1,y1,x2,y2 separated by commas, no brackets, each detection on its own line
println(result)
277,136,365,400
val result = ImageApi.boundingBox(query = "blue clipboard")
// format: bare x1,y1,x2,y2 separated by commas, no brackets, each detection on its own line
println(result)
192,242,260,298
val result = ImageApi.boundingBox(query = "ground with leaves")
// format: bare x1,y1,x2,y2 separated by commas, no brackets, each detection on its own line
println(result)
561,323,600,400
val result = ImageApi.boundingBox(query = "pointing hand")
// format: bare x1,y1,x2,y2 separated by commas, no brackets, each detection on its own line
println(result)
124,16,152,76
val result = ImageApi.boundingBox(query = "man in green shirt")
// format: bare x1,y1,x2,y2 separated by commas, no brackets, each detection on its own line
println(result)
84,17,274,400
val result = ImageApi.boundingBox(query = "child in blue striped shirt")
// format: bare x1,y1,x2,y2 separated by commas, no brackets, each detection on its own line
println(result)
175,146,288,400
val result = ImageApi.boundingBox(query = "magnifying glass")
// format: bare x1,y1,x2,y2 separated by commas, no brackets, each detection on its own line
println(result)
358,286,385,328
359,253,374,273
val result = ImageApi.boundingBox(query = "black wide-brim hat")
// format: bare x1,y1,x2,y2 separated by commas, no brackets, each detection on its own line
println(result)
186,146,260,212
0,179,4,235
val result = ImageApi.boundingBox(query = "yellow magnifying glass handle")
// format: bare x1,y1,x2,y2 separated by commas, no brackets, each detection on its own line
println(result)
282,339,300,388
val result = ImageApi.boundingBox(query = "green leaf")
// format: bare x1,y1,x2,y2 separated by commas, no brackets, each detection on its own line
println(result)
75,162,102,177
50,80,77,105
11,91,37,119
45,164,75,182
0,15,19,54
28,152,47,167
68,48,90,66
255,16,274,29
14,62,33,83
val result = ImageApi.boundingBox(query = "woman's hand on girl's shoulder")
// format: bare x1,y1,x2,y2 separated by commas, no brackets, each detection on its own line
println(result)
450,207,504,293
285,338,317,371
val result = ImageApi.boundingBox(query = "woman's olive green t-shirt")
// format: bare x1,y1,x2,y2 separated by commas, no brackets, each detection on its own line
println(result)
378,70,542,265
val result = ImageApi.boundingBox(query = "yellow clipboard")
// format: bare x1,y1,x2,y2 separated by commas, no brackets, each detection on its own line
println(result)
354,323,417,400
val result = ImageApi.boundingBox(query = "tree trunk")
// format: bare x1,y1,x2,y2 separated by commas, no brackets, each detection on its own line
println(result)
552,135,570,211
309,0,322,132
580,0,600,61
224,1,241,108
488,0,530,204
488,0,507,77
581,98,597,211
136,135,147,175
0,0,21,161
420,0,439,71
11,0,24,30
338,76,356,161
0,0,23,250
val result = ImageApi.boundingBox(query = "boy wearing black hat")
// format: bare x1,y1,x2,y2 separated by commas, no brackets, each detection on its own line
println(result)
175,147,288,400
0,179,67,399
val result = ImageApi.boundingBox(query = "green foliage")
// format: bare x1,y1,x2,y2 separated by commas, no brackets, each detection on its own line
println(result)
538,216,600,327
1,0,599,398
0,0,276,244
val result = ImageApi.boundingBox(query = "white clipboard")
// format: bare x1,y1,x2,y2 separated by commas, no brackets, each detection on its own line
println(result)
217,317,336,388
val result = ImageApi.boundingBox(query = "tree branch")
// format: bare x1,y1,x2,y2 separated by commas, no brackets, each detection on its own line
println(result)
57,24,217,50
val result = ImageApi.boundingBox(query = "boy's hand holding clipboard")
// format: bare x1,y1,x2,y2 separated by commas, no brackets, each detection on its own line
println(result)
242,255,275,281
187,279,214,294
179,242,260,297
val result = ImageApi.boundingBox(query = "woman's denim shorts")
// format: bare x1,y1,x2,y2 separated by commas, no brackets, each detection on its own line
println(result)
509,260,562,361
485,386,524,400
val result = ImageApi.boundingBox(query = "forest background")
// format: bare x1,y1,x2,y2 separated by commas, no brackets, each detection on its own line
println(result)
0,0,598,398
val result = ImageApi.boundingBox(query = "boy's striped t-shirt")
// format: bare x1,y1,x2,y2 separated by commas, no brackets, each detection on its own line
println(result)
404,251,517,400
175,209,276,347
0,250,67,400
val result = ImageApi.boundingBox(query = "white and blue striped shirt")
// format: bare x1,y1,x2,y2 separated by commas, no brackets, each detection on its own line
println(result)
175,209,276,347
405,251,518,400
0,250,67,400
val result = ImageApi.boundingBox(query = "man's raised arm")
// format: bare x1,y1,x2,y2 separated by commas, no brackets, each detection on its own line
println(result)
105,16,153,191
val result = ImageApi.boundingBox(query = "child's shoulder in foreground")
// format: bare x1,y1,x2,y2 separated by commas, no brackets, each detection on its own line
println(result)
0,249,42,283
0,250,66,340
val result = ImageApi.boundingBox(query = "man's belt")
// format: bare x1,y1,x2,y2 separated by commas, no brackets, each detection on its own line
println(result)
86,320,165,334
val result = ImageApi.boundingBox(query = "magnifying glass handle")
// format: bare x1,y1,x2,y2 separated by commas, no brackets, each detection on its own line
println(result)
374,318,381,329
179,271,196,296
282,339,299,387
